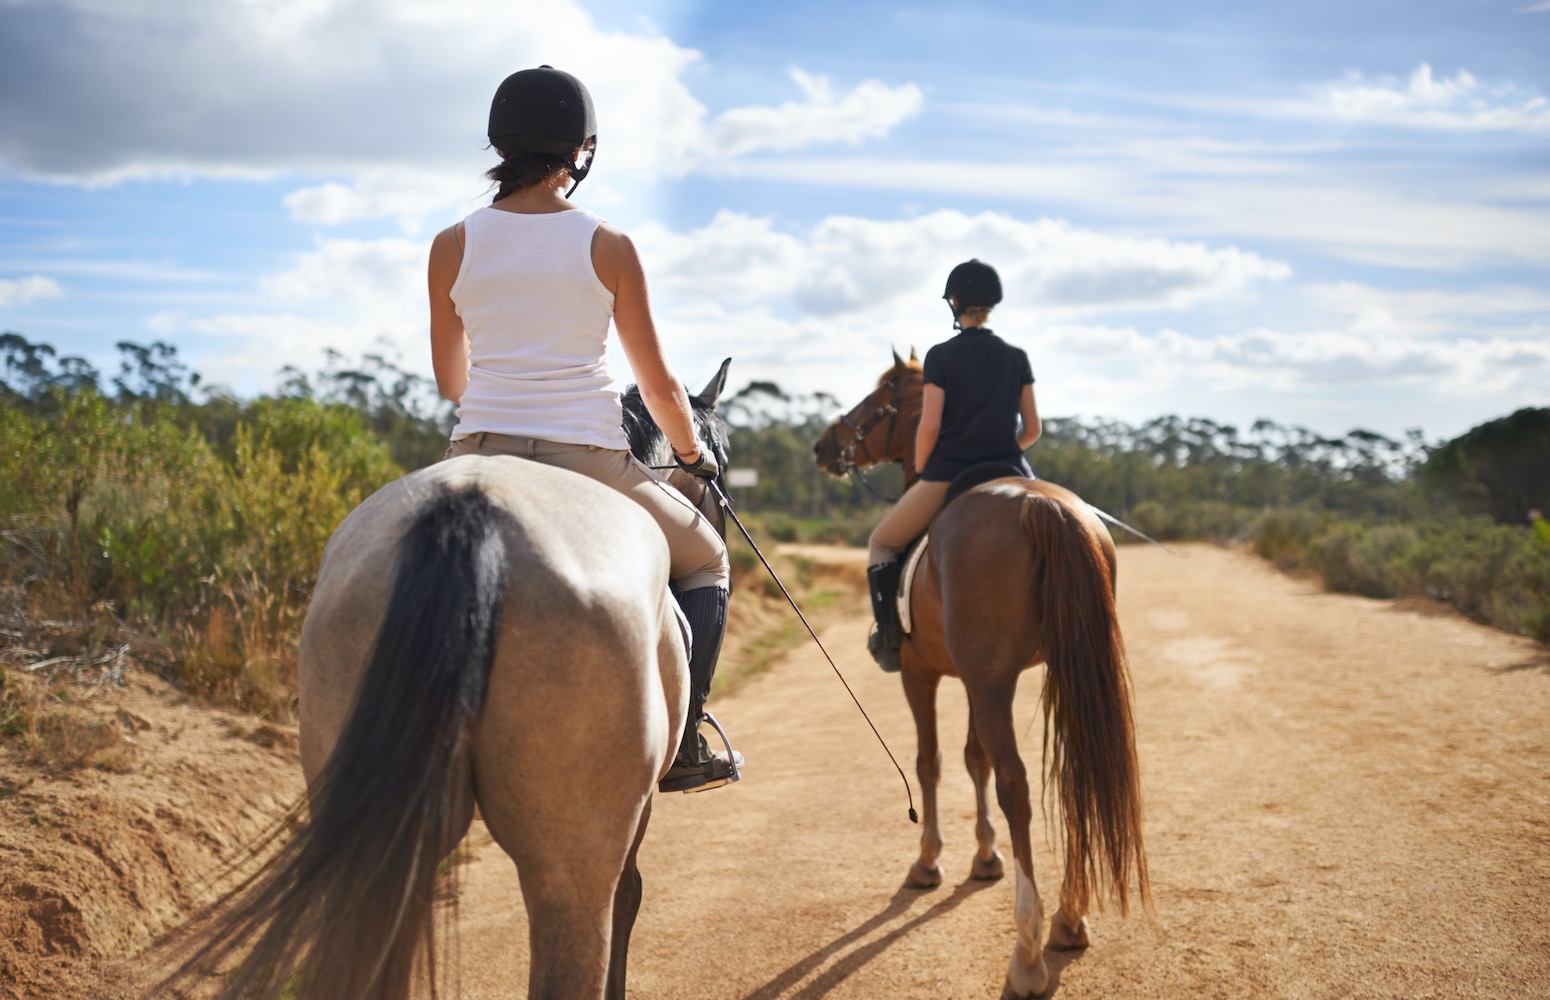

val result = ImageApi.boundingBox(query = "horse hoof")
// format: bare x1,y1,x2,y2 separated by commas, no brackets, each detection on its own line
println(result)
1048,914,1090,951
970,851,1005,881
904,861,943,889
1000,954,1050,999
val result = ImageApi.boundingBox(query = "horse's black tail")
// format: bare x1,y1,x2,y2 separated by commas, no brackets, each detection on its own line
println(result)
156,484,512,1000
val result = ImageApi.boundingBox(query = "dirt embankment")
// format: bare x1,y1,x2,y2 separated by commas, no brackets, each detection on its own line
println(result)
0,669,301,998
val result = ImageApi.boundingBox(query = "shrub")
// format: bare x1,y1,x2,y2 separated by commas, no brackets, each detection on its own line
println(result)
1252,507,1327,570
1311,523,1420,598
0,392,401,717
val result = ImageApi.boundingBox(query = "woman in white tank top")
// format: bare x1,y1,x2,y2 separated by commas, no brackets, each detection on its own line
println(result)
426,67,740,795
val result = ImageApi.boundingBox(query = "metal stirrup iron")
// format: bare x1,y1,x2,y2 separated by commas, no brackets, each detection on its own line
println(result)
700,711,741,785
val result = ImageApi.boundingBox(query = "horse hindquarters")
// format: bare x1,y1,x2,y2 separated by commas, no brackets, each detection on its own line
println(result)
159,484,514,1000
472,587,681,1000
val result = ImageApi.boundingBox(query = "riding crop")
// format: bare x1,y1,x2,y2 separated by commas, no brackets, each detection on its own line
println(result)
1086,505,1186,558
706,478,919,825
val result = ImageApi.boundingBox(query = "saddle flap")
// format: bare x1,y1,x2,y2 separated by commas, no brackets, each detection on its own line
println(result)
898,532,929,635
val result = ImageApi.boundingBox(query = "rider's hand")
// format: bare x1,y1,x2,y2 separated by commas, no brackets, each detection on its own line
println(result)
674,446,720,481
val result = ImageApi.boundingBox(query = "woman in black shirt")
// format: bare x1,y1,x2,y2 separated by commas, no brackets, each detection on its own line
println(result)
866,259,1042,671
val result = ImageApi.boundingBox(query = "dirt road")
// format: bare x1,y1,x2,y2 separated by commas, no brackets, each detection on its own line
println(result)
434,543,1550,999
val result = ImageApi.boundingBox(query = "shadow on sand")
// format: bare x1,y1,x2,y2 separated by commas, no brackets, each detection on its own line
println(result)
1494,650,1550,676
740,874,1072,999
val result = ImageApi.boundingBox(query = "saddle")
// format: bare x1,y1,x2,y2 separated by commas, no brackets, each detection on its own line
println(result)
897,462,1034,635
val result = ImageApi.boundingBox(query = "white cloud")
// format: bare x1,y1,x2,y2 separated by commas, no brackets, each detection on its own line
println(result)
0,275,64,307
259,237,426,310
636,209,1288,321
0,2,921,232
0,0,692,181
1313,64,1550,132
1036,322,1549,396
725,152,1550,270
1302,282,1550,340
148,236,431,388
705,68,922,157
281,171,476,234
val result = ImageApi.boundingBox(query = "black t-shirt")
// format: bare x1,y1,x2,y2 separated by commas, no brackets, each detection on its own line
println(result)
919,327,1034,482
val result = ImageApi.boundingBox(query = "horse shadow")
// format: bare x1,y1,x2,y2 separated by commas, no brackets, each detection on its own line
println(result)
741,874,1082,999
1494,651,1550,676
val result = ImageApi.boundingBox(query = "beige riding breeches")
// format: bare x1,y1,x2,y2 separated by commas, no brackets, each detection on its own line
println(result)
868,479,951,565
446,432,729,590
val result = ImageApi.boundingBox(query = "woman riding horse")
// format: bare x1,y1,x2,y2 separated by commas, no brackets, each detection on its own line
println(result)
428,66,739,792
866,259,1042,672
816,266,1148,999
152,68,746,1000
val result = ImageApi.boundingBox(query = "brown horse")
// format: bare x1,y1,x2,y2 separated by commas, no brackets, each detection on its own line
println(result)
814,351,1149,999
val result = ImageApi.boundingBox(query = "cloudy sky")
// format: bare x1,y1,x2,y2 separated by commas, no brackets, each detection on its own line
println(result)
1,0,1547,441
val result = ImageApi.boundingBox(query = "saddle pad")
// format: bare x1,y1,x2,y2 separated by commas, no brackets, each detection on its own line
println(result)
898,532,930,635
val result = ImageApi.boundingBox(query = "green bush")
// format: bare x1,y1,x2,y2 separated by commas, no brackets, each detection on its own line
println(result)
1248,513,1549,641
1252,507,1327,569
1311,523,1420,598
0,391,401,716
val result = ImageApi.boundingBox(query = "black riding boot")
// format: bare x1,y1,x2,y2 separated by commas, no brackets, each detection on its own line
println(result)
867,560,903,673
659,585,743,793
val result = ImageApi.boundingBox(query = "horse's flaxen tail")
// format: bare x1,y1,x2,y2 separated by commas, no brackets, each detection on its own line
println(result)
155,485,513,1000
1021,493,1151,918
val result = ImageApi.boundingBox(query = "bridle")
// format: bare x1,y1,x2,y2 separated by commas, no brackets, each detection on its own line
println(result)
820,375,910,502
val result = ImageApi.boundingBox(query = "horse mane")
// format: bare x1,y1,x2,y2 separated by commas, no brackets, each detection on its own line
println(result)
620,383,731,472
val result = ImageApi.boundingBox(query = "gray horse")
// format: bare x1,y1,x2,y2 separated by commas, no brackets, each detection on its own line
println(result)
158,364,731,1000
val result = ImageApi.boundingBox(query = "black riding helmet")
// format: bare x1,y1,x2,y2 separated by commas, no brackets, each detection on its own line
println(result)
942,259,1002,327
487,65,598,197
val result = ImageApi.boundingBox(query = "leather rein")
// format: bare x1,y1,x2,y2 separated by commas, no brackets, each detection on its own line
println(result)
821,375,910,502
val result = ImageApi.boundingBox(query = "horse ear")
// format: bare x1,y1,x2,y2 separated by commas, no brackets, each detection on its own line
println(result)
694,358,731,407
909,346,918,363
892,347,906,369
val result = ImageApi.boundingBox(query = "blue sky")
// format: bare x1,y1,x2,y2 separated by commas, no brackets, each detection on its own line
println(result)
1,0,1546,442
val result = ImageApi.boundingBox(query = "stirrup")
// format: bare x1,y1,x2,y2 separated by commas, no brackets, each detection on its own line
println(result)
697,712,742,789
658,712,743,794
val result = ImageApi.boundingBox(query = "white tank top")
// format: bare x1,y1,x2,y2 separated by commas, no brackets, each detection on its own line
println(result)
448,206,628,450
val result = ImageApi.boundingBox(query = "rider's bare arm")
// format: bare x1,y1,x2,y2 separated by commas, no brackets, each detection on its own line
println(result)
593,224,703,461
428,223,469,404
1016,383,1042,450
915,383,944,474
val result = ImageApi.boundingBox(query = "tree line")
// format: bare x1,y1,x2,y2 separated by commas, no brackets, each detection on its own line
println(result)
2,331,1545,702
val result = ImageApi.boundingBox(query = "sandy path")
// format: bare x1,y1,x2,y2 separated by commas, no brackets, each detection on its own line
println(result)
430,543,1550,998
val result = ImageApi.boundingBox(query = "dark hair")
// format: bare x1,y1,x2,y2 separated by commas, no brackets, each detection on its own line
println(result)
485,150,571,202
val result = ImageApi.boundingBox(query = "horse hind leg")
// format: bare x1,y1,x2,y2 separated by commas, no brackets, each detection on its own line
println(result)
1047,903,1091,951
605,798,652,1000
901,665,944,889
969,683,1050,1000
1045,801,1091,951
964,705,1005,881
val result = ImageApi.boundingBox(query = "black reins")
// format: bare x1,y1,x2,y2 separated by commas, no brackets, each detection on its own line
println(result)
651,459,918,824
823,376,908,503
